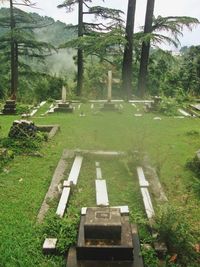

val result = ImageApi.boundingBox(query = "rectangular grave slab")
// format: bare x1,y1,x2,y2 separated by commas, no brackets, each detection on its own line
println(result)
96,167,102,179
84,207,122,241
137,167,149,187
95,180,109,206
140,187,155,220
68,156,83,185
56,187,71,217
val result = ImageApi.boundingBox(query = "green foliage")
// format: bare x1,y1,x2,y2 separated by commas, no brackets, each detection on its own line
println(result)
42,206,80,253
155,97,179,116
186,155,200,177
141,245,159,267
16,103,32,114
0,148,14,170
0,131,45,154
155,205,199,266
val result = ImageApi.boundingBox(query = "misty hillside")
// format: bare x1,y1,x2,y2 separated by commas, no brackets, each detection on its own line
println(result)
0,8,77,76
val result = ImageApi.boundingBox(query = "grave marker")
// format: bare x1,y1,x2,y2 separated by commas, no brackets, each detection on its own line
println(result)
56,187,71,217
95,180,109,206
68,155,83,185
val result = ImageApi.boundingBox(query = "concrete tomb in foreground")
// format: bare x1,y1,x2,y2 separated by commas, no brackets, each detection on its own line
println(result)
76,207,134,261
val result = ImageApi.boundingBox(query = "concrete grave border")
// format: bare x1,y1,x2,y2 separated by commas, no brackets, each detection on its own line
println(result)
36,124,60,139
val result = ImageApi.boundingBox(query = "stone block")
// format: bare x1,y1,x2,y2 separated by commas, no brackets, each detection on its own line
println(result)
84,207,122,241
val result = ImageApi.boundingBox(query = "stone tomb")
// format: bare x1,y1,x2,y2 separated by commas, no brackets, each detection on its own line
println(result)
76,207,134,261
2,100,16,115
54,86,73,113
54,102,73,113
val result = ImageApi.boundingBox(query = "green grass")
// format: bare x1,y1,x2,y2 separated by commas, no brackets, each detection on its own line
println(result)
0,103,200,266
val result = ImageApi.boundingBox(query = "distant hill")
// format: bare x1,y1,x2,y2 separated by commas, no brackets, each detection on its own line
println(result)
0,8,77,76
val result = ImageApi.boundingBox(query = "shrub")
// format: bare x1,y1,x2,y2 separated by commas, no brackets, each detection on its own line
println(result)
156,97,179,116
155,205,198,266
42,206,80,254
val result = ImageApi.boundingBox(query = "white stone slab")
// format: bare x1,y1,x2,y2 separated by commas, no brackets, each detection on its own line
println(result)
95,162,100,167
81,207,87,215
141,187,155,220
91,104,94,109
95,180,109,206
56,187,71,217
40,101,46,107
113,205,129,215
92,151,124,156
96,167,102,179
43,238,57,250
137,167,149,187
81,205,129,215
30,109,38,116
129,100,153,103
63,180,71,187
178,108,191,117
68,156,83,185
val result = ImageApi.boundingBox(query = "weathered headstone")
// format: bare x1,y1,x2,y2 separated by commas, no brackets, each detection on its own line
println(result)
62,86,67,103
103,71,118,111
54,86,73,113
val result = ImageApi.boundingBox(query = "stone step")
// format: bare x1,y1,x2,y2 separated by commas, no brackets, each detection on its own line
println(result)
137,167,149,187
81,205,129,215
95,180,109,206
68,156,83,185
56,187,71,217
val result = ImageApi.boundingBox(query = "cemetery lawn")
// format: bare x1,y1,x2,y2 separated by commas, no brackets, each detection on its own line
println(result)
0,103,200,266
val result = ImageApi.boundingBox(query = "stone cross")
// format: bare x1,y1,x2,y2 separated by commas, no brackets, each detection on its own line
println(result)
107,70,112,102
62,86,67,103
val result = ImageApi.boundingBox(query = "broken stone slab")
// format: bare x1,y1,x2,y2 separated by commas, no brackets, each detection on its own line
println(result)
178,108,191,117
95,162,100,167
43,238,57,254
140,187,155,221
137,167,149,187
37,149,74,223
68,155,83,185
95,180,109,206
96,167,102,179
63,180,71,187
56,187,71,218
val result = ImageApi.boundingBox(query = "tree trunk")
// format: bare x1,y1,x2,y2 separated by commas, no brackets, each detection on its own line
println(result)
137,0,155,98
77,0,83,96
122,0,136,100
10,0,17,100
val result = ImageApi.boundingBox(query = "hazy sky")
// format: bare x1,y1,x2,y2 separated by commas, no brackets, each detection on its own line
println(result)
1,0,200,49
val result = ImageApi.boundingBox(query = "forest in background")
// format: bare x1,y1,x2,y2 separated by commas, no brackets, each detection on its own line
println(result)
0,4,199,104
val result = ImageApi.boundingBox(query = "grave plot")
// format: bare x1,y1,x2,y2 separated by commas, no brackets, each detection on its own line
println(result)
42,152,148,266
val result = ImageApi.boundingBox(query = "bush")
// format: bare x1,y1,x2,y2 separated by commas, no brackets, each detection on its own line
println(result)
155,205,198,266
185,156,200,177
0,148,14,170
156,97,179,116
42,206,80,254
